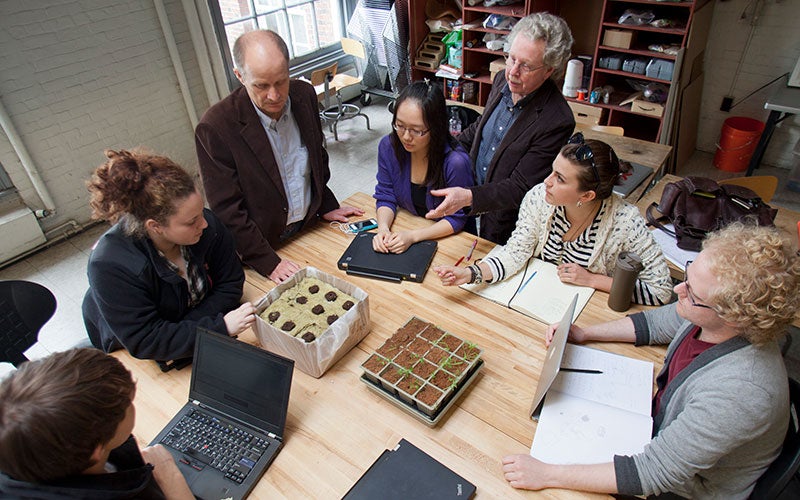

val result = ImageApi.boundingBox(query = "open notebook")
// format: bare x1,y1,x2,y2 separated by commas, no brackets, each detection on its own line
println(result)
530,343,654,464
460,252,594,325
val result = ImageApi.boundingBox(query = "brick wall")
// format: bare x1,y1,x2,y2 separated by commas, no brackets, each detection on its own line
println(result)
0,0,206,230
697,0,800,169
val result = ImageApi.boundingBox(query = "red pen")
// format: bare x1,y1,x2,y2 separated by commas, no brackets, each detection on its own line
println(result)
465,239,478,261
454,256,465,267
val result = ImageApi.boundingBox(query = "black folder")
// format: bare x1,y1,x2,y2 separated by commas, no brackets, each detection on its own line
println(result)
342,439,476,499
337,232,437,283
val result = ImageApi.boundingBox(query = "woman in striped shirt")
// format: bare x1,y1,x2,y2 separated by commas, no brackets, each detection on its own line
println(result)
434,134,673,305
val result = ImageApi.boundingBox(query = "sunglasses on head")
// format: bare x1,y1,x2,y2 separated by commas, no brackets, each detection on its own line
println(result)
567,132,601,189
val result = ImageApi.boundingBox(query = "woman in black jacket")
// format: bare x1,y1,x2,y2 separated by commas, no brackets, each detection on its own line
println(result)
82,149,254,363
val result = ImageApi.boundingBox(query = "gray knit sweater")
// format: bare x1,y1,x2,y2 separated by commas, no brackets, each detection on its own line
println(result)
614,304,789,499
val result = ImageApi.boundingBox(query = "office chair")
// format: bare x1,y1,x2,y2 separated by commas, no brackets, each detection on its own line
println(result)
749,377,800,499
0,280,57,367
719,175,778,203
314,38,371,141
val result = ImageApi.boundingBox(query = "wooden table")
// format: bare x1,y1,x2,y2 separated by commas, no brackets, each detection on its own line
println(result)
577,123,673,203
118,192,667,499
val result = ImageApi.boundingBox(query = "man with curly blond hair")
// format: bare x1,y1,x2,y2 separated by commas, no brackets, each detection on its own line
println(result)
502,223,800,499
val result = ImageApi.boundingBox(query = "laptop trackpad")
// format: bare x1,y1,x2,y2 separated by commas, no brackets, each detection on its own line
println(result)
176,460,235,500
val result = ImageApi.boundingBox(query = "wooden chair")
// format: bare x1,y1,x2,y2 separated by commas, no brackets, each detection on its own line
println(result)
310,38,370,141
718,175,778,202
590,124,625,136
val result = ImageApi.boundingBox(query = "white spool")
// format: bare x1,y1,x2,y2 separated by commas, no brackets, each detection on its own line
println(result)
562,59,583,98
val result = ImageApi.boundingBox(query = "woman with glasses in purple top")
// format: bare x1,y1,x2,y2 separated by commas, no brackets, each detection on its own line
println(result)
435,134,673,305
372,81,474,254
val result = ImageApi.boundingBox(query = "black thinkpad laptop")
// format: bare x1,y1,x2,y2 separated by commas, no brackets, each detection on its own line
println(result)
151,328,294,500
337,232,438,283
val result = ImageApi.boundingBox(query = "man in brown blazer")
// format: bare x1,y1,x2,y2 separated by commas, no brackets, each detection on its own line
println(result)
196,30,363,283
426,13,575,244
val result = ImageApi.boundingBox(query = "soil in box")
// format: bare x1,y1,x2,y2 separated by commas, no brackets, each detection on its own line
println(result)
456,342,480,362
362,316,483,425
411,359,437,380
424,346,448,365
394,349,418,369
437,333,462,352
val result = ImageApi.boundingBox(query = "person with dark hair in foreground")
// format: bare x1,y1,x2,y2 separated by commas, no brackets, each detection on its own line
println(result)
373,80,473,253
0,348,193,499
196,29,363,283
83,148,252,363
502,223,800,499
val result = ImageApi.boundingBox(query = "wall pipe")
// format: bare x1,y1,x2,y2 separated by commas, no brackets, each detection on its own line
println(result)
153,0,199,128
181,0,220,105
0,99,57,213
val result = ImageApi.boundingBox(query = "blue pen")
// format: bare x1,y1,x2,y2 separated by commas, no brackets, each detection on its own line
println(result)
519,270,538,292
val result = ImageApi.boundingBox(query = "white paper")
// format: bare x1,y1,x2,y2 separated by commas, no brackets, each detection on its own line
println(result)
650,224,699,271
530,344,654,465
552,344,653,416
530,390,652,464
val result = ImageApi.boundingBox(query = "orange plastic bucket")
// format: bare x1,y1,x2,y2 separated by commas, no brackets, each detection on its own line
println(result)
713,117,765,172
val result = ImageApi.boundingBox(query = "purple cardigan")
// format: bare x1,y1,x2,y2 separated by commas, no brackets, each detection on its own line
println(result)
374,135,474,232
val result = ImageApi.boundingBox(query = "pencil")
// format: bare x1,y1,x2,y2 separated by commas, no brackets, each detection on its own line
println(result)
560,368,603,374
454,256,465,267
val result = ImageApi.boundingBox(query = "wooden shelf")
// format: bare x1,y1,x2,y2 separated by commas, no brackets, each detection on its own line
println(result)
598,45,677,61
463,5,527,17
464,46,505,56
595,68,671,84
463,26,513,36
608,0,693,6
601,22,687,36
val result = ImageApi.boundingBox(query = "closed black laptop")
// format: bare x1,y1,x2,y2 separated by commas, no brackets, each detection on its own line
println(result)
337,232,437,283
150,328,294,500
343,438,476,499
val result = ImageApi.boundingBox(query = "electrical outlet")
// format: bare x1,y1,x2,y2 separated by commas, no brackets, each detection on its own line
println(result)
720,96,733,112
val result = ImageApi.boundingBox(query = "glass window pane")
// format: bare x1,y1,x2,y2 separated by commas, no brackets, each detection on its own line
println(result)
219,0,253,23
314,0,341,48
287,5,316,57
255,0,283,15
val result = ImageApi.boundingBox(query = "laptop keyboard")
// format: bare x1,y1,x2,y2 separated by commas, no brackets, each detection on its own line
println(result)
160,408,269,484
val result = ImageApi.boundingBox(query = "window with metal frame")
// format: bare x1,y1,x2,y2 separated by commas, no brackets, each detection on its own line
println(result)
209,0,351,88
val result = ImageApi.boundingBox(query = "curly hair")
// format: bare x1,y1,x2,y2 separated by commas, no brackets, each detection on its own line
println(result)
561,139,632,199
702,223,800,345
0,348,135,482
87,148,196,237
508,12,574,79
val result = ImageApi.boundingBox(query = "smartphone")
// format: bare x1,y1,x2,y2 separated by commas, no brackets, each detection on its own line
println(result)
347,218,378,233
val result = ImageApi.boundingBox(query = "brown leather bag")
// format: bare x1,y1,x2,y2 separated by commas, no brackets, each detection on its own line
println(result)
646,176,777,251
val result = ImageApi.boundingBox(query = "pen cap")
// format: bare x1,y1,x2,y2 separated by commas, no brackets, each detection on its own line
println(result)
608,251,644,312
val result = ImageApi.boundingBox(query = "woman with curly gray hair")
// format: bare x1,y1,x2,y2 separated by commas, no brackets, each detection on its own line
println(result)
502,222,799,499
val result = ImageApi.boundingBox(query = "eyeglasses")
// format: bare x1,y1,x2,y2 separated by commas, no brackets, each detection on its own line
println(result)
393,123,430,138
683,261,715,310
567,132,601,189
504,54,547,75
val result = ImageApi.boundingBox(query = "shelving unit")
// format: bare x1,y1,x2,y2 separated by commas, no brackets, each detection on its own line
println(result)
574,0,701,141
408,0,556,106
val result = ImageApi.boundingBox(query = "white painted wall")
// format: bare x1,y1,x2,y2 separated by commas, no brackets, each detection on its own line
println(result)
697,0,800,169
0,0,211,231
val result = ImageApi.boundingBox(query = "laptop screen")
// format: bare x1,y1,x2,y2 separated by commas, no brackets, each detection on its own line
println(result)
190,328,294,437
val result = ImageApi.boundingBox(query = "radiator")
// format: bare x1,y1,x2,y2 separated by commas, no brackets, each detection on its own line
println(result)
0,207,46,265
